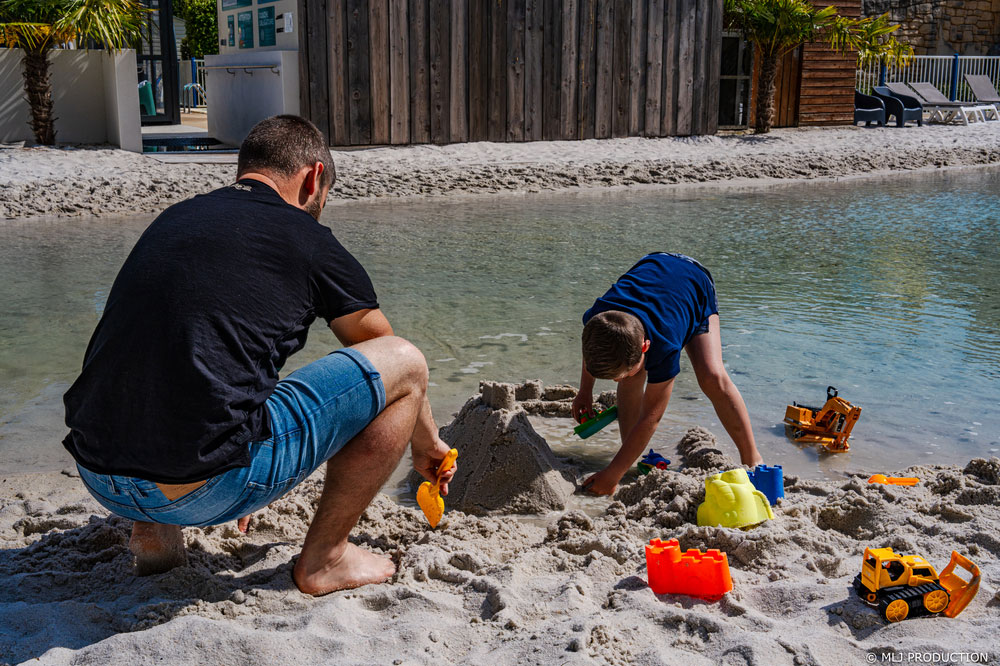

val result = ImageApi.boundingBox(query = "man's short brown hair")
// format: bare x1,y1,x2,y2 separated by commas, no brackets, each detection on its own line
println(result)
582,311,645,379
237,115,335,190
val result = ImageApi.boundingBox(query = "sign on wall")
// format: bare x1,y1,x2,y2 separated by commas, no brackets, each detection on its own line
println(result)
226,14,235,47
222,0,251,8
258,7,276,47
237,10,253,49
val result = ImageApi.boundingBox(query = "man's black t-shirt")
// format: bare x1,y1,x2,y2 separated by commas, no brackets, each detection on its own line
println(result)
63,179,378,484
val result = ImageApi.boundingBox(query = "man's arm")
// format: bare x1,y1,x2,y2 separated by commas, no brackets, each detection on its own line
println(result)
583,378,674,495
329,308,455,493
329,308,394,345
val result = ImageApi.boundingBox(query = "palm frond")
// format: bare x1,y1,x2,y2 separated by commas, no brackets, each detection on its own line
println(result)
55,0,148,49
0,21,71,50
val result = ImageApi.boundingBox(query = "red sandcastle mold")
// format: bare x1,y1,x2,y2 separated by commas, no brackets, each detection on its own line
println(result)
645,538,733,600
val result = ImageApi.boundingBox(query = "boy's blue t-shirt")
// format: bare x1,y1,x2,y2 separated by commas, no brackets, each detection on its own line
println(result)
583,253,718,383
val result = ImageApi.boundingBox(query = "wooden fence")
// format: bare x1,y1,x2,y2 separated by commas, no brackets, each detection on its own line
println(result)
297,0,723,146
798,0,860,126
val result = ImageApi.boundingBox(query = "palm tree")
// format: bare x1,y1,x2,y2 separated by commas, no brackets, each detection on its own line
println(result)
0,0,147,145
724,0,912,134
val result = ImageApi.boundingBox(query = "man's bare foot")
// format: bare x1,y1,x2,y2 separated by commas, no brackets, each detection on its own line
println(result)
293,542,396,596
130,521,187,576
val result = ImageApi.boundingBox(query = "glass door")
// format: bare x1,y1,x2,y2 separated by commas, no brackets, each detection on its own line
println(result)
138,0,180,125
719,32,753,128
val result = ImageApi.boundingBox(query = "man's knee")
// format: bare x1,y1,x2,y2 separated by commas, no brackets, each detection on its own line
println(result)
389,336,428,386
356,335,428,397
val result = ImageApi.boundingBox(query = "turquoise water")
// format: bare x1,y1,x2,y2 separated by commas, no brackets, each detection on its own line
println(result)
2,167,998,480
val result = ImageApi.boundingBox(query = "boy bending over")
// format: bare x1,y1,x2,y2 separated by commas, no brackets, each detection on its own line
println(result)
572,253,763,495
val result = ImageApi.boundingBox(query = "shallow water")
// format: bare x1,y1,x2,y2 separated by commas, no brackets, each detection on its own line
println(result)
2,167,999,481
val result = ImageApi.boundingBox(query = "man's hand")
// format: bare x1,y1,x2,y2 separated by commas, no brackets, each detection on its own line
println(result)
572,391,596,424
412,435,457,496
581,467,621,496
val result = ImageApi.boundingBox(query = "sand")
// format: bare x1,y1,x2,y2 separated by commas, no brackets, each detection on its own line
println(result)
2,124,1000,221
410,381,617,516
1,385,997,665
3,127,1000,663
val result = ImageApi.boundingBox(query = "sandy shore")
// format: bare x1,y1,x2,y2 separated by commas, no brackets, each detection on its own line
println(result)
2,129,999,664
2,124,1000,221
1,384,997,665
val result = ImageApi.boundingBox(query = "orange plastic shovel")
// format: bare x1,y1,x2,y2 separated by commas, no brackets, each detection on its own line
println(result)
416,448,458,529
939,550,981,618
867,474,919,486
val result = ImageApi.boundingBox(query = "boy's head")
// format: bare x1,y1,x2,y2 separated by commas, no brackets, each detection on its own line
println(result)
582,311,650,381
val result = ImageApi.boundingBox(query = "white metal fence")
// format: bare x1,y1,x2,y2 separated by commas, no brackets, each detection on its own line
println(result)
180,58,208,111
857,55,1000,101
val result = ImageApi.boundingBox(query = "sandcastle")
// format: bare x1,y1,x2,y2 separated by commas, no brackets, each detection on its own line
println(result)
409,380,613,515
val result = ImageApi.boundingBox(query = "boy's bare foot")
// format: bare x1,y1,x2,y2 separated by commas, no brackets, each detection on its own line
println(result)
130,521,187,576
293,542,396,596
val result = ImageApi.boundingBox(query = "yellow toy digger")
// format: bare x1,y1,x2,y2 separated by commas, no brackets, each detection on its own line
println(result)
784,386,861,452
853,547,981,623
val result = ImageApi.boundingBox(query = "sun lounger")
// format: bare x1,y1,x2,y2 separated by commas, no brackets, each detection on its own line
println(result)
900,82,996,124
854,90,886,127
872,85,922,127
963,74,1000,111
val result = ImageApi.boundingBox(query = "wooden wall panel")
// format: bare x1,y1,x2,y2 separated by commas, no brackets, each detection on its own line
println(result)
449,0,468,143
468,0,489,141
594,0,615,139
302,0,723,145
661,0,677,136
507,0,526,141
627,0,646,134
429,0,450,143
577,0,597,139
346,0,371,145
560,0,579,139
489,0,508,141
369,0,390,144
705,0,721,133
799,0,860,126
611,0,630,138
408,0,431,142
524,0,544,140
541,0,562,139
389,0,410,143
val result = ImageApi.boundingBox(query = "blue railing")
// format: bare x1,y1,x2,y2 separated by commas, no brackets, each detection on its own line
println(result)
857,55,1000,101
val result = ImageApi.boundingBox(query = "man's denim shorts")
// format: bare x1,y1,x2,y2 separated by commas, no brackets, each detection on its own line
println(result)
77,347,386,527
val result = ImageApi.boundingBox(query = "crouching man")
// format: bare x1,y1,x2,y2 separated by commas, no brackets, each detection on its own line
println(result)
63,115,454,595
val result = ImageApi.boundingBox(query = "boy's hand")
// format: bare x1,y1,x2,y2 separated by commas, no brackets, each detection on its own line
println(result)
572,392,596,423
582,468,621,496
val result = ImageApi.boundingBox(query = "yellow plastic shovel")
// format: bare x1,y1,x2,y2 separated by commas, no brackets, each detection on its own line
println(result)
416,448,458,529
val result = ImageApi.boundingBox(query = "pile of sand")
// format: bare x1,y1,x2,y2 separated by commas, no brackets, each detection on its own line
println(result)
406,380,613,515
1,414,998,663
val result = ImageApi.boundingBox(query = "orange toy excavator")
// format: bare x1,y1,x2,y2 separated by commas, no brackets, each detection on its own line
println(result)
784,386,861,452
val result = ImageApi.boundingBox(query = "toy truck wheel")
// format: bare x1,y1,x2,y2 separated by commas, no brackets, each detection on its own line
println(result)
923,589,949,614
882,599,909,623
865,592,878,604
